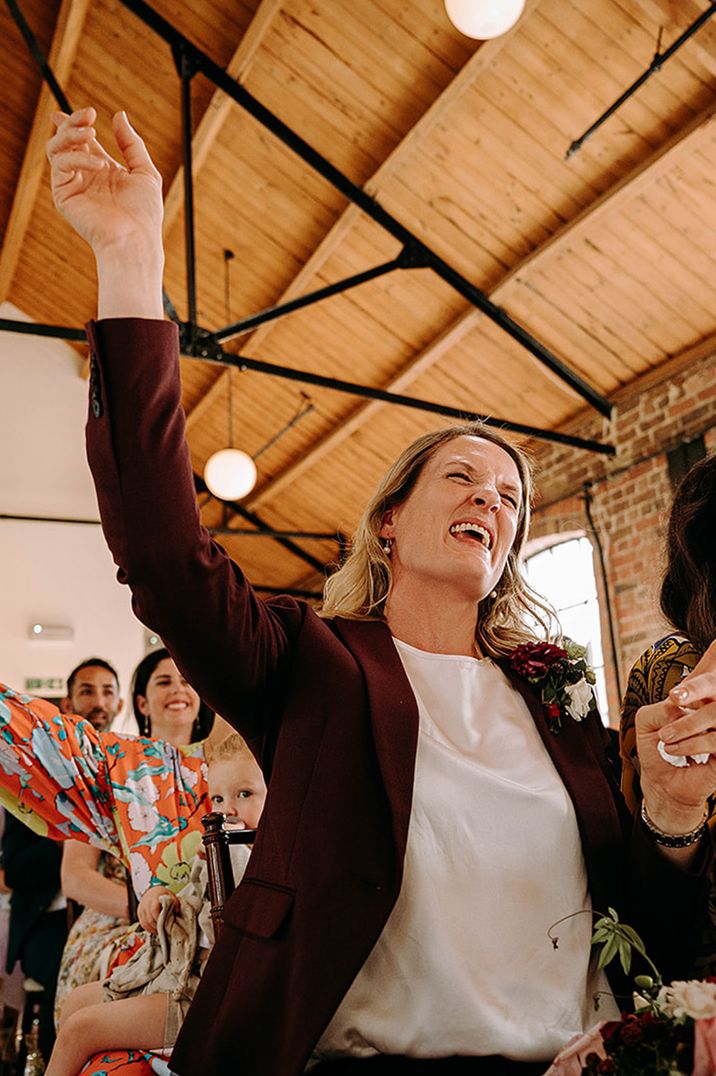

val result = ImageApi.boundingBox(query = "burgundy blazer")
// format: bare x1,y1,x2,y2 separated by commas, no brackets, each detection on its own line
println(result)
85,319,709,1076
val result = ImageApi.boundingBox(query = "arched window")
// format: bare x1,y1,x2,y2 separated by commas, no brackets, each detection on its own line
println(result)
523,535,609,725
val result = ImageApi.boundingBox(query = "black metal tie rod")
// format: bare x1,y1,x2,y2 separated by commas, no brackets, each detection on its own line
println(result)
212,247,424,344
567,3,716,159
117,0,613,420
193,473,329,574
0,315,615,456
195,340,616,457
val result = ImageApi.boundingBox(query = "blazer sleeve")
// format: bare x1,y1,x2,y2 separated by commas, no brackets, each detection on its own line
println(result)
84,318,307,738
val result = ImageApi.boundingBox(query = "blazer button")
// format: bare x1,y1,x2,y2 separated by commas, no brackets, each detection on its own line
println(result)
91,394,102,418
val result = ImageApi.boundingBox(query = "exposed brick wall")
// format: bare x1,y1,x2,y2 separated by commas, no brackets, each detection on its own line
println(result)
529,348,716,725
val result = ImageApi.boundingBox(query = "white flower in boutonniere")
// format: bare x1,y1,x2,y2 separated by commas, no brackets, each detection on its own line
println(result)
508,638,599,734
565,678,594,721
657,979,716,1022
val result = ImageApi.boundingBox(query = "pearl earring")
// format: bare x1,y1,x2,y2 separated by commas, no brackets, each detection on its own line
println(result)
382,538,392,556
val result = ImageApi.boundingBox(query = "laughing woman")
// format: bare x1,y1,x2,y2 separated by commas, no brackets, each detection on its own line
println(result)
40,106,716,1076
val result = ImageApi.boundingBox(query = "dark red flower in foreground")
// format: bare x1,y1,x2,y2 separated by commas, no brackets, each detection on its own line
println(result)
509,641,568,681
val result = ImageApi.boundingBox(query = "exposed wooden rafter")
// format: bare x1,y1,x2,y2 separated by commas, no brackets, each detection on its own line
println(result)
185,0,542,435
162,0,283,239
243,93,716,508
0,0,91,304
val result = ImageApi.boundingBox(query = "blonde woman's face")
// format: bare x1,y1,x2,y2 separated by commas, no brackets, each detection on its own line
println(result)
379,436,522,605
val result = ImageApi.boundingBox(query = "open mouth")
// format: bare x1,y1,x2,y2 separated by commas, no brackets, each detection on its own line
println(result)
449,521,492,549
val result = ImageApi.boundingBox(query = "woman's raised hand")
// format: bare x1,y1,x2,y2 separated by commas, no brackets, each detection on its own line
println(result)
47,107,163,258
47,108,165,319
636,639,716,835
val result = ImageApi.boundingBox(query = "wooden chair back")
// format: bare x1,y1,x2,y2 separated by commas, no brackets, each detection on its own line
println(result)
201,812,256,938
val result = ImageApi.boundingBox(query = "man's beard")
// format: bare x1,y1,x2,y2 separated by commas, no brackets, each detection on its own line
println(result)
82,708,112,731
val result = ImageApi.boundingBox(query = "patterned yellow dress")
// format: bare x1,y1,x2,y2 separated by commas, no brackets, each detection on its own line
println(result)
620,633,716,972
0,681,211,1075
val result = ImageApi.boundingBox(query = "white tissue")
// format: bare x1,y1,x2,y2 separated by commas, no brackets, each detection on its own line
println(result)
657,738,710,767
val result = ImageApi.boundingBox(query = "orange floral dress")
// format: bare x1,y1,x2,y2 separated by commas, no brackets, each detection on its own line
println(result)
0,682,211,1074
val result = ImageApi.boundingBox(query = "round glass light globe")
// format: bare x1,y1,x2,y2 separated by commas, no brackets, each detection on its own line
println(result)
204,448,257,501
444,0,525,39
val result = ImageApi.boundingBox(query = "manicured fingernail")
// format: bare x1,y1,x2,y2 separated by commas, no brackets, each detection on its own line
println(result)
671,686,688,703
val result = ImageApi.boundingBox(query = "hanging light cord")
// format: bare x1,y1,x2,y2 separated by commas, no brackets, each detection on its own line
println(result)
221,246,312,459
223,249,236,449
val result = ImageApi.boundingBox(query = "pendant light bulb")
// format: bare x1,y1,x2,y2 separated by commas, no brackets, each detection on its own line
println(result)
444,0,525,39
204,448,257,501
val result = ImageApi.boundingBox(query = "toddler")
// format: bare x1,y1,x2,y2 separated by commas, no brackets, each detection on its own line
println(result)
46,733,267,1076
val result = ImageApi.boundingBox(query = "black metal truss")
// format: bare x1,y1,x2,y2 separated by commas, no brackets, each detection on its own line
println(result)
192,473,330,575
3,0,617,439
567,3,716,159
122,0,612,421
1,0,619,573
0,314,615,456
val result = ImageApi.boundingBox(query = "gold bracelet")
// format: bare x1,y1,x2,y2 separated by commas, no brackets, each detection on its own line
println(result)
640,802,708,848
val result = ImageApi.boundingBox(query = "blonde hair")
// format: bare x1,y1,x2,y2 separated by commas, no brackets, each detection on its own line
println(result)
320,421,558,657
205,732,254,767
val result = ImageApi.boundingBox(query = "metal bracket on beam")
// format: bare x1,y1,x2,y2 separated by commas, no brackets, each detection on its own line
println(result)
566,2,716,158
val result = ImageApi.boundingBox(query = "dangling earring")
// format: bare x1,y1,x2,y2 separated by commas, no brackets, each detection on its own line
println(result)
382,538,392,556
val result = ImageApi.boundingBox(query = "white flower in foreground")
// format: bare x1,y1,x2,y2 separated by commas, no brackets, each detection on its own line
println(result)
658,979,716,1021
565,679,592,721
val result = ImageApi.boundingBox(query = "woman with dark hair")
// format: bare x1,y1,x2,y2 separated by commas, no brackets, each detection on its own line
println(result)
131,648,214,743
621,453,716,971
54,650,215,1022
32,106,716,1074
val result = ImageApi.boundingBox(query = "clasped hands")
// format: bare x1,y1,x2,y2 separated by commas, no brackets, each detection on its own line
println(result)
636,640,716,837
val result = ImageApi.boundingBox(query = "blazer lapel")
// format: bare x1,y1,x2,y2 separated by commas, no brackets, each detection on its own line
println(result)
500,662,625,910
332,618,418,861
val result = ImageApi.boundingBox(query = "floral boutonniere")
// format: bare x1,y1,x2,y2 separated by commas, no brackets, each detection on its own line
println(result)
508,639,598,734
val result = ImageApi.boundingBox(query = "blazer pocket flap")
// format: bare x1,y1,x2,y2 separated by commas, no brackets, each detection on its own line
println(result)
223,878,295,938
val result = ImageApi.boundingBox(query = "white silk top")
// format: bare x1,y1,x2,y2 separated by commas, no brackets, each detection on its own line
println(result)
314,640,619,1063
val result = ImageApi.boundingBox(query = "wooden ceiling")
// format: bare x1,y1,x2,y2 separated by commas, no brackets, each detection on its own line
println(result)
3,0,716,596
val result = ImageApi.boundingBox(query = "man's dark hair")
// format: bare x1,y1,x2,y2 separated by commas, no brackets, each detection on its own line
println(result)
66,657,120,697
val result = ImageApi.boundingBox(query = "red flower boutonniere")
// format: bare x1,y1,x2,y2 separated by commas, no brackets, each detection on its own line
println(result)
508,639,598,734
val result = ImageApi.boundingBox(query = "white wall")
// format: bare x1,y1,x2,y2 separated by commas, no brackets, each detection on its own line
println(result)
0,303,145,732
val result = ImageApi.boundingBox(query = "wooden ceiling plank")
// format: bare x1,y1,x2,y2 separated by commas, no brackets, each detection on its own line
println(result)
186,0,542,433
0,0,91,304
243,312,481,502
244,93,716,508
162,0,283,239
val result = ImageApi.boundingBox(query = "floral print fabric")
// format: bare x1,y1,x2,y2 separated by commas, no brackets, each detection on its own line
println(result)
0,683,209,896
0,683,211,1074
